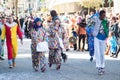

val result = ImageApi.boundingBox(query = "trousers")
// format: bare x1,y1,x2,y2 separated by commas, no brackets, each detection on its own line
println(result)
94,37,106,68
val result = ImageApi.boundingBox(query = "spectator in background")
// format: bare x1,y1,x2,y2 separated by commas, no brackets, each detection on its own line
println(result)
108,31,117,58
0,16,6,60
77,18,86,51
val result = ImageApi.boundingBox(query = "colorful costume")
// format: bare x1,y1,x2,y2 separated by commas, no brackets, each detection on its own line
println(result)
47,24,62,69
1,22,23,66
108,36,117,54
31,18,46,72
86,14,97,61
31,27,46,72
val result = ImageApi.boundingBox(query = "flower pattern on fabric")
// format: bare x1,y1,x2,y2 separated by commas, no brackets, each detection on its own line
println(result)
31,27,46,71
46,22,62,65
86,24,94,56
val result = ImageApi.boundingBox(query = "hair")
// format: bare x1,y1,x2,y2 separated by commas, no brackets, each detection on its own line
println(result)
99,10,106,16
109,31,114,37
1,16,6,19
112,16,117,22
50,10,58,18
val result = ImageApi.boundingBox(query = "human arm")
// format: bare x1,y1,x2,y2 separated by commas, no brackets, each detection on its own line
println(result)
93,17,101,37
17,24,23,45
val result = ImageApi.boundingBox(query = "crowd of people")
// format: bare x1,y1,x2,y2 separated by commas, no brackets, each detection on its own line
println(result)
0,9,120,75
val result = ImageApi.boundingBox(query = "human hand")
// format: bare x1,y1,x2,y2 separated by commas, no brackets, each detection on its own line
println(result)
20,39,23,45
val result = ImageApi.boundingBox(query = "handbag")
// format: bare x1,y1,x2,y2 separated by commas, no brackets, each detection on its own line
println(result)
36,41,49,52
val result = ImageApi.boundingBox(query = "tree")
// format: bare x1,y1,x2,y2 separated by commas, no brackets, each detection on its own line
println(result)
81,0,103,14
15,0,18,17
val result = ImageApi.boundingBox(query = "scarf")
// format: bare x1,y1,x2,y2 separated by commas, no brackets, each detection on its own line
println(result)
34,24,42,31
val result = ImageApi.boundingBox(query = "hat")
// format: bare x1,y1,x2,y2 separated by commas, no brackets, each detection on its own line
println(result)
34,18,42,23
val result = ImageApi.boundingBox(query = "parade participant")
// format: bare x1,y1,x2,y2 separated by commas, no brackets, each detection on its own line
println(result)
93,10,109,75
31,18,46,72
54,18,67,63
47,10,66,70
1,16,23,68
86,12,99,62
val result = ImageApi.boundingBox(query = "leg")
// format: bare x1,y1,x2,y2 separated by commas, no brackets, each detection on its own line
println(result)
82,34,86,51
94,38,101,68
100,40,106,69
73,43,77,50
12,40,18,67
6,42,13,68
39,52,46,72
105,45,110,55
0,45,4,60
97,39,106,75
48,49,55,67
116,46,120,57
55,49,61,70
32,53,39,71
1,45,4,57
78,35,82,50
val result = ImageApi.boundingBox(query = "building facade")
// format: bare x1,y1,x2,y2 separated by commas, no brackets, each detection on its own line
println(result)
46,0,82,14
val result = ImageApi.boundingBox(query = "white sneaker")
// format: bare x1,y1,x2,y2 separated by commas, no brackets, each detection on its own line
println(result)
101,68,105,73
98,69,104,75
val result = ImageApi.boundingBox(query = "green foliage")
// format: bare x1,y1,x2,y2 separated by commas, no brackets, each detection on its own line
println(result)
39,0,45,2
81,0,103,8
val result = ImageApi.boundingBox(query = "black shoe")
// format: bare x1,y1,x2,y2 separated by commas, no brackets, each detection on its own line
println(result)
56,64,61,70
9,65,13,69
90,57,93,62
85,49,89,51
41,67,46,72
0,56,5,60
66,49,70,51
49,63,52,67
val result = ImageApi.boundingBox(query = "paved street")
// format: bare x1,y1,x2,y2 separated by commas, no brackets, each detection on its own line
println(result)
0,39,120,80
